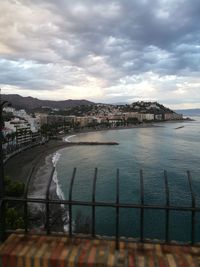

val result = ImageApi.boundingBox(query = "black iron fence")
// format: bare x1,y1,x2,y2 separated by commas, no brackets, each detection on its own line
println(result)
0,168,199,249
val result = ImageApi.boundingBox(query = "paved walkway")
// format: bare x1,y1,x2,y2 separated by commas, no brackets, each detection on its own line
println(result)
0,233,200,266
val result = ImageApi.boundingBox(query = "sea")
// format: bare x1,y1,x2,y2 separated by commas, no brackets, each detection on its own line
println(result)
54,117,200,242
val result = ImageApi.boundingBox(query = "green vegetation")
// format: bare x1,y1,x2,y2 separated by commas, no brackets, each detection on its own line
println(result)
41,122,70,137
126,117,140,125
5,176,25,229
5,207,24,230
5,176,24,197
2,111,14,122
52,105,94,116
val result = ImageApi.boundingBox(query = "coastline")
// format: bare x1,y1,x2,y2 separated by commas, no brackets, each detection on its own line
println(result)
4,119,195,232
4,119,192,183
4,140,69,232
27,151,65,232
61,119,193,140
4,140,71,183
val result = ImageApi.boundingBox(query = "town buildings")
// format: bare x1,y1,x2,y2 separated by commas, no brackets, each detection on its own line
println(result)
3,108,41,147
2,101,184,152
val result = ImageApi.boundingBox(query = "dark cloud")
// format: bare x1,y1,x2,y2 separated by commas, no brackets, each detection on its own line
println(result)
0,0,199,107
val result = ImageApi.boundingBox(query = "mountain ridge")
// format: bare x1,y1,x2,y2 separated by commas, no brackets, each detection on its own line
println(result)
1,94,95,110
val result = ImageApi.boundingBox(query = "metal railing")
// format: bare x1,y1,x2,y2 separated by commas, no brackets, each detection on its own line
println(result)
0,168,199,249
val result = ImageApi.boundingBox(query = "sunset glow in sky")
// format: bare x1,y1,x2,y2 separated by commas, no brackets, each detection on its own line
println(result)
0,0,200,108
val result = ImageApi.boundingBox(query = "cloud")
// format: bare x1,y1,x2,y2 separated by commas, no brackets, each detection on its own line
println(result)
0,0,200,108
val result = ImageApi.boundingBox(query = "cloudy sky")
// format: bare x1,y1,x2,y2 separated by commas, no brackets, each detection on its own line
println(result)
0,0,200,108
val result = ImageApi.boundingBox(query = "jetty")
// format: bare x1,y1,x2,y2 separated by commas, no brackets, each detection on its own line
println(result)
175,126,184,130
69,141,119,145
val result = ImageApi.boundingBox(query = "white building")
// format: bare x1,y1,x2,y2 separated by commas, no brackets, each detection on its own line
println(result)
4,117,41,145
124,112,143,122
13,109,27,117
24,116,40,132
5,119,31,145
164,112,183,121
143,114,154,121
3,107,15,113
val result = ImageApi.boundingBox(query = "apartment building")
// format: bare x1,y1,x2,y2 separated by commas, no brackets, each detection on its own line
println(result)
5,118,32,145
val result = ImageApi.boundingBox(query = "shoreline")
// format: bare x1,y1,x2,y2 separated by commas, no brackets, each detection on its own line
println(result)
60,123,163,142
27,151,65,232
4,141,68,232
61,119,194,140
4,140,71,183
4,119,195,232
4,119,193,183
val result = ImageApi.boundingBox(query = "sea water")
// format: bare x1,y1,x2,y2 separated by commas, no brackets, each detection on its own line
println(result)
55,117,200,242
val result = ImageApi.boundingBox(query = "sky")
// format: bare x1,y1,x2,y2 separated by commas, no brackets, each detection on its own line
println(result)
0,0,200,109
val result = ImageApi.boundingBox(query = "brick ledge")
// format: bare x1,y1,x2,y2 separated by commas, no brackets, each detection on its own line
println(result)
1,233,200,266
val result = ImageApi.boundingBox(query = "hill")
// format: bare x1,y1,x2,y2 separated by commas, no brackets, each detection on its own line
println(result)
1,94,94,110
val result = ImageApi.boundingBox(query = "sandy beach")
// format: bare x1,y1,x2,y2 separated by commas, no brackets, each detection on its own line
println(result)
4,140,71,231
3,122,168,183
4,119,187,184
3,121,190,231
4,140,71,183
3,124,150,182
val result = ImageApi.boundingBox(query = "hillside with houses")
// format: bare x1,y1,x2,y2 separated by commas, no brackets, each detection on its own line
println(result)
2,98,185,157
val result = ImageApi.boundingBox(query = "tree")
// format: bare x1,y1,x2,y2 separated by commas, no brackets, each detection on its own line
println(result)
4,176,25,230
5,176,24,197
5,208,24,229
126,117,139,125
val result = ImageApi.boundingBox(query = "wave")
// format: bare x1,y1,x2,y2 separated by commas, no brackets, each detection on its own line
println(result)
52,152,64,199
52,151,69,232
64,135,76,142
52,151,61,167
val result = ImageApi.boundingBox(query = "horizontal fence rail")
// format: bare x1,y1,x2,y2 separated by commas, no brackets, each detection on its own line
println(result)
0,168,199,249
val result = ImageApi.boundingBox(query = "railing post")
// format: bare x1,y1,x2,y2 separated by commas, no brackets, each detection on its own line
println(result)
69,168,76,237
23,165,36,233
115,169,120,250
45,167,55,234
187,171,196,245
0,200,5,242
0,95,5,241
140,170,144,242
164,170,170,243
92,168,97,238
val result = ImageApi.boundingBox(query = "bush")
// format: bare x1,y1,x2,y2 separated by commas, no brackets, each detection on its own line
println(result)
5,207,24,229
4,176,25,230
5,176,25,197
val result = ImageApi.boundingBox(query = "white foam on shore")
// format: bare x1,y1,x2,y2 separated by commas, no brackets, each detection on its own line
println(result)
64,135,76,142
52,152,64,200
52,151,61,166
52,151,69,232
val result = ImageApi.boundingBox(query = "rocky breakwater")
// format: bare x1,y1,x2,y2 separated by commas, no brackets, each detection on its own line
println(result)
69,141,119,145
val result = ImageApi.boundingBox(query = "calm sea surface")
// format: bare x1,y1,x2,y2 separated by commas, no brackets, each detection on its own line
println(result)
56,117,200,242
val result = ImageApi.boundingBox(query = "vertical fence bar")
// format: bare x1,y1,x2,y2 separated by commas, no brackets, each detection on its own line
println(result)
92,168,98,238
140,170,144,242
69,168,77,237
187,171,196,245
45,167,55,234
164,170,170,243
23,165,36,233
0,99,5,242
0,200,5,242
115,169,119,250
